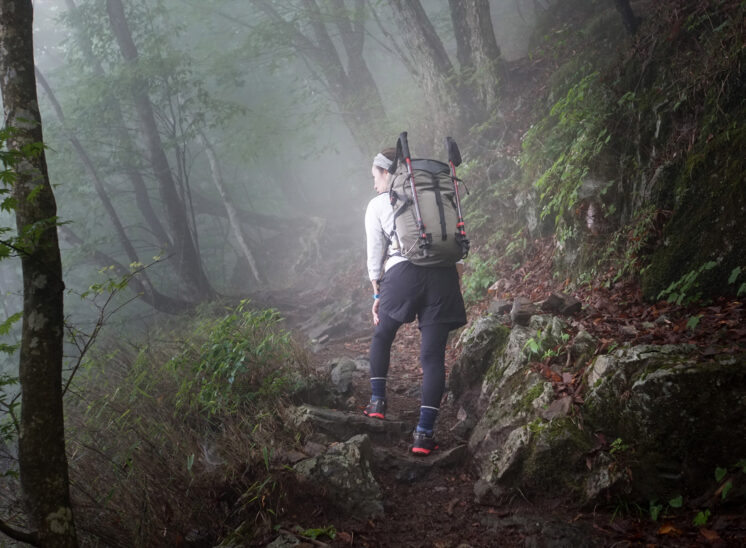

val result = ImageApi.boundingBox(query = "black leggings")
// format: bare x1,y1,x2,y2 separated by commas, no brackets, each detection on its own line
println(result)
369,313,451,408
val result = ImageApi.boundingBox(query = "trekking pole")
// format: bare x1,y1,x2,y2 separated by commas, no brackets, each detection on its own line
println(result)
446,137,469,257
397,132,430,252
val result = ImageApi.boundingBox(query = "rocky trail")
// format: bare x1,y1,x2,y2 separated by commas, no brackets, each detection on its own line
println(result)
251,244,746,547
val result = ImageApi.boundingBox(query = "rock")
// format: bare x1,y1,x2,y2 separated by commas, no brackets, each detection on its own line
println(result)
287,373,340,408
371,444,468,483
540,292,582,315
353,356,369,372
583,454,630,502
541,395,573,420
293,434,383,518
488,298,512,315
583,346,746,496
302,441,327,457
449,317,511,399
329,358,356,394
480,511,604,547
510,296,536,326
570,329,597,367
290,405,410,442
450,406,477,439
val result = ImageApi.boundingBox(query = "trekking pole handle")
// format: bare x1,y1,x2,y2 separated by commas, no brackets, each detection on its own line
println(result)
398,132,411,161
446,137,462,167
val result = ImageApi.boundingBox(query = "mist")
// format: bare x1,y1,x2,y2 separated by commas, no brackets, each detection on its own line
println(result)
1,0,551,378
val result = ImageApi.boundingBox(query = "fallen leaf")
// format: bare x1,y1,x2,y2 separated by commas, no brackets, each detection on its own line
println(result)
658,523,682,535
336,531,353,543
700,528,721,541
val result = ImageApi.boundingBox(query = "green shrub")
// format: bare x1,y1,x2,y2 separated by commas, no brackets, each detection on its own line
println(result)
169,301,299,417
66,301,310,547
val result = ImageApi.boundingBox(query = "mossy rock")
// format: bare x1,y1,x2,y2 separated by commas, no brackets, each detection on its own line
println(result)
641,82,746,300
584,348,746,495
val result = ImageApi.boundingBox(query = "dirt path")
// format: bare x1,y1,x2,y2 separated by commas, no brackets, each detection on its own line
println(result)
265,277,745,547
288,322,616,548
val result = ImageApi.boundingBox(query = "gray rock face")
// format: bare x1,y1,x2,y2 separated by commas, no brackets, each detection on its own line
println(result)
583,345,746,495
293,434,383,518
328,357,357,394
290,405,410,443
510,296,537,326
460,314,746,505
449,316,511,399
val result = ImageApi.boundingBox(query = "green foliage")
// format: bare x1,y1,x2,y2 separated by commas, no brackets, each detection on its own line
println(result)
170,300,297,416
649,495,683,522
462,252,497,304
728,266,746,297
523,329,570,362
686,314,702,331
0,372,19,479
522,70,613,238
299,525,336,541
657,261,718,305
649,500,663,522
693,509,711,527
68,301,310,545
609,437,629,456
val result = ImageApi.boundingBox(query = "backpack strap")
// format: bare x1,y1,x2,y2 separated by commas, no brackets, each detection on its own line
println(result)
432,172,448,241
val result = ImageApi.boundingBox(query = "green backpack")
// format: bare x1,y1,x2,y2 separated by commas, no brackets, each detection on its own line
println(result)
387,132,470,267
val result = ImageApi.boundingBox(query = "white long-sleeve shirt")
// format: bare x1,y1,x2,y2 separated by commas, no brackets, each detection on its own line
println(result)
365,193,407,281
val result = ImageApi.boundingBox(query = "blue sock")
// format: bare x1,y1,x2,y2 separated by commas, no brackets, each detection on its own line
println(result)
370,377,386,401
416,406,438,435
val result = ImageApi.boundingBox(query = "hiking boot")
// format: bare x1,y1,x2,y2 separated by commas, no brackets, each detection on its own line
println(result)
363,399,386,420
411,430,438,456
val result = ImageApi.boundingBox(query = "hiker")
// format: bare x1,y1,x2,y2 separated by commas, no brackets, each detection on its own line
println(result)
363,146,467,455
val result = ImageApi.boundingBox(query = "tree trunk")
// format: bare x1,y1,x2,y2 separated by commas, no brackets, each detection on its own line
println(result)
106,0,214,301
449,0,502,116
198,132,265,285
0,1,79,546
612,0,640,34
387,0,463,138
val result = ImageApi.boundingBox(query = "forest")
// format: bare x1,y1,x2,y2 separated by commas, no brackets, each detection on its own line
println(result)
1,0,745,546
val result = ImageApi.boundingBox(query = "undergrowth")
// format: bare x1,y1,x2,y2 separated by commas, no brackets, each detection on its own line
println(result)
65,301,312,547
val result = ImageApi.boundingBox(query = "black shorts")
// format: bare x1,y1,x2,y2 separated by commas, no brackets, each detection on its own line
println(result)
378,261,467,329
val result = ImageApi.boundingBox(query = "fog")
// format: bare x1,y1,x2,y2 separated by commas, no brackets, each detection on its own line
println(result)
1,0,551,380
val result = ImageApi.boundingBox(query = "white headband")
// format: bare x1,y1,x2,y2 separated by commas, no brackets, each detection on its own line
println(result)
372,153,393,171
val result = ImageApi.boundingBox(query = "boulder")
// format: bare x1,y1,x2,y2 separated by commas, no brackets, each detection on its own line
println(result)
487,298,512,315
540,292,582,316
583,345,746,496
371,444,468,483
510,296,537,326
460,315,746,505
293,434,383,519
328,357,356,394
449,316,511,399
289,405,410,443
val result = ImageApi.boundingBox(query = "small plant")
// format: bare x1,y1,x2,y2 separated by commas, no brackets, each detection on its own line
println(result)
649,495,683,522
609,437,630,455
462,252,497,304
693,509,711,527
728,266,746,297
657,261,718,305
686,314,702,331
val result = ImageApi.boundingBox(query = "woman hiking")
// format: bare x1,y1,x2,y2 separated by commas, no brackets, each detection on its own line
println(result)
363,146,467,455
